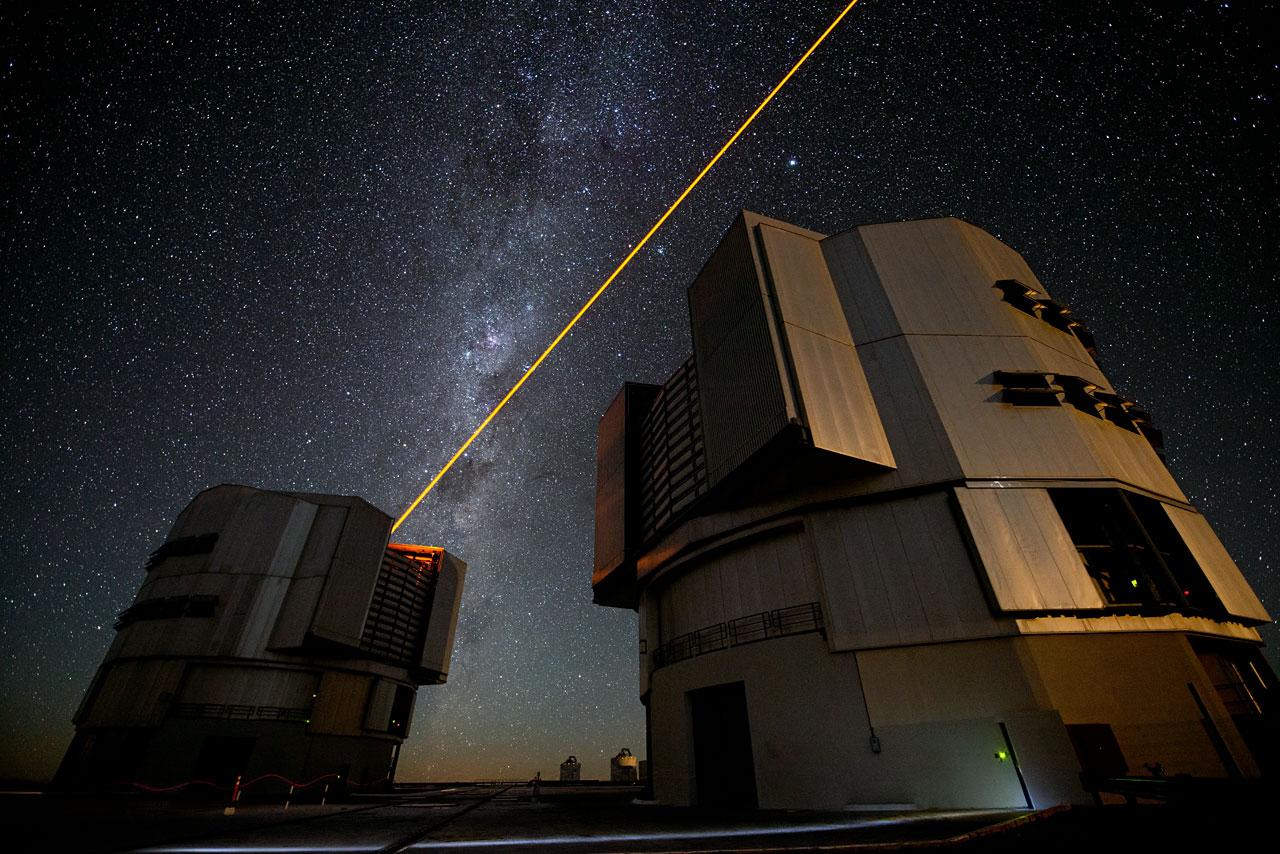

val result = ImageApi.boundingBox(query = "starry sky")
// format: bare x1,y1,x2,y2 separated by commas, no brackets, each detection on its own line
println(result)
1,1,1275,783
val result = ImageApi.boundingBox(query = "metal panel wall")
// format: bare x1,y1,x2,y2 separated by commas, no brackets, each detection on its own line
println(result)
80,659,185,727
207,490,300,576
235,501,317,657
178,664,317,708
757,223,895,469
656,527,820,642
311,500,392,648
1163,505,1270,623
269,503,351,649
807,493,1009,651
419,551,466,682
689,214,792,487
953,486,1105,613
363,678,396,731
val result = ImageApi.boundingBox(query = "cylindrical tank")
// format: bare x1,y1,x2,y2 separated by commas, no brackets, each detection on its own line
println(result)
559,755,581,781
610,748,639,783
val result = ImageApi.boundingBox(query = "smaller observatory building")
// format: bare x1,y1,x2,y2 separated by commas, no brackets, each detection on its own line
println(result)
593,211,1275,810
57,485,465,791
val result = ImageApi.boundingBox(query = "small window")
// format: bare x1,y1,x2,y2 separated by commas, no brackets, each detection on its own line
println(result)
1049,489,1222,613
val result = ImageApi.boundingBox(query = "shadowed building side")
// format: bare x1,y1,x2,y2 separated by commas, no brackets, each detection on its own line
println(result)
593,211,1275,810
56,484,466,792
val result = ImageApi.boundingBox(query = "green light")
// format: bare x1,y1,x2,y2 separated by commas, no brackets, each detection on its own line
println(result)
995,750,1010,762
1130,579,1140,588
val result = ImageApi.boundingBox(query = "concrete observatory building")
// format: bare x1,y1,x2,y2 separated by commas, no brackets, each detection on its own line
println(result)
57,485,465,791
592,211,1275,809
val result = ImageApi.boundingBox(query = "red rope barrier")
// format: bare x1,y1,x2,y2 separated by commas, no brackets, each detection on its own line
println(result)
115,771,391,794
239,771,340,790
116,779,225,793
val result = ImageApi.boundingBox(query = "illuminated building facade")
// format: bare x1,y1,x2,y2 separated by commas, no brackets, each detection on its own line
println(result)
593,211,1275,809
56,485,465,791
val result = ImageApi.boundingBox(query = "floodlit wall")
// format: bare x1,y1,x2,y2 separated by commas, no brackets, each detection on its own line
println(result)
688,211,894,491
595,211,1275,810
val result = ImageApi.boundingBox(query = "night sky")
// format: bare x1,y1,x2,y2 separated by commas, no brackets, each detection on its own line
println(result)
2,1,1275,783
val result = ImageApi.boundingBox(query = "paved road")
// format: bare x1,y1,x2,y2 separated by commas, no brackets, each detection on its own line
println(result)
1,785,1023,854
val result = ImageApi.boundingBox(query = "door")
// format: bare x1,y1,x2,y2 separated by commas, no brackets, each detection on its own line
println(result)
689,682,758,808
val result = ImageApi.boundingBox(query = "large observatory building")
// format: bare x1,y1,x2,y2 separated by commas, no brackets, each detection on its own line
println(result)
592,211,1274,809
57,485,465,791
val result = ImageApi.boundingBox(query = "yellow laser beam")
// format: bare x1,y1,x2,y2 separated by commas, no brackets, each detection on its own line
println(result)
392,0,864,533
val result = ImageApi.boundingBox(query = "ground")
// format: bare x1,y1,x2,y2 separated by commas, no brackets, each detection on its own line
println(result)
1,782,1270,853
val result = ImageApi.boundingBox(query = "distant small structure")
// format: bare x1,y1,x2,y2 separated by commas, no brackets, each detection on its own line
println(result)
610,748,639,783
559,755,581,781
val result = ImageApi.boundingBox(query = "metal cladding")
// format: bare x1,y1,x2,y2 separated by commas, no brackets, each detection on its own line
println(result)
593,212,1276,810
57,484,466,791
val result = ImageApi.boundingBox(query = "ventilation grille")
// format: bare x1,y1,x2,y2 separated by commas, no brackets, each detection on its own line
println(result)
638,356,708,542
360,546,440,667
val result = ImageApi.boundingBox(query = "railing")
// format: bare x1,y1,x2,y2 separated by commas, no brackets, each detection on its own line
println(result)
171,703,310,722
652,602,823,670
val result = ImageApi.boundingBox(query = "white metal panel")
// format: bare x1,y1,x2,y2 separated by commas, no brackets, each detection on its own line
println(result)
179,664,317,708
419,551,466,679
861,501,930,642
851,337,962,489
294,505,349,578
886,493,1005,641
690,215,792,487
208,490,299,575
234,575,292,658
267,500,318,576
756,223,853,343
656,528,820,641
808,511,868,648
81,659,184,727
235,500,317,657
311,500,391,648
953,486,1105,612
363,678,396,731
1163,505,1270,623
821,227,900,345
758,224,896,469
830,506,905,647
268,575,325,649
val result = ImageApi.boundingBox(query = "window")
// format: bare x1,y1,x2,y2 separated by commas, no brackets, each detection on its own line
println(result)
1191,638,1276,772
1049,489,1221,613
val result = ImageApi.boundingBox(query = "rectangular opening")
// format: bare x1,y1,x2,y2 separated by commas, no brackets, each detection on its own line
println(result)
1049,488,1223,613
1066,723,1127,776
688,681,758,808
